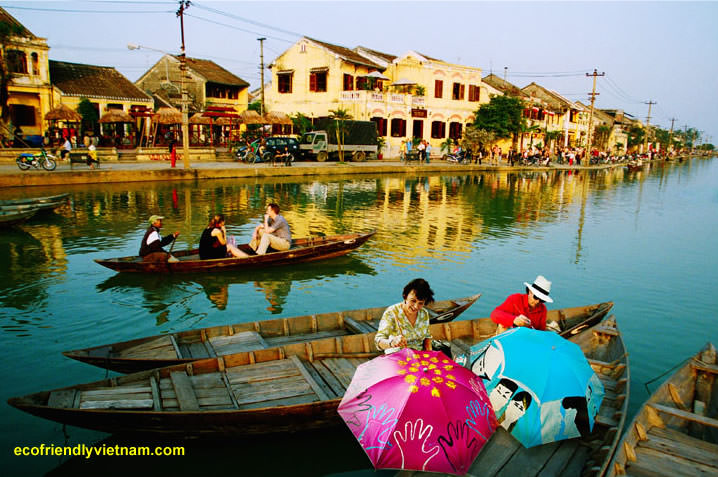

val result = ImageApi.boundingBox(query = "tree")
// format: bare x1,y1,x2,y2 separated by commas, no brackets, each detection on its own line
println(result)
594,125,611,150
627,125,645,149
473,95,525,149
290,112,312,136
461,126,495,154
328,108,352,162
544,130,561,153
77,97,98,136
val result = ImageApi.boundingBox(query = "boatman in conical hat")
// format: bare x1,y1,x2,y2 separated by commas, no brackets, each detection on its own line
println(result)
491,275,555,333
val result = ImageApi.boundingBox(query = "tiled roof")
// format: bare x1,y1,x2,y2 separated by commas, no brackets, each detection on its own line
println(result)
415,51,443,62
50,60,152,101
306,37,382,69
181,57,249,87
0,7,36,39
482,74,523,96
355,46,397,64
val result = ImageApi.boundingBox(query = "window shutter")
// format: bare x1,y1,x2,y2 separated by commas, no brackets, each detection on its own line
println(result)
435,80,443,98
460,84,465,100
310,73,317,92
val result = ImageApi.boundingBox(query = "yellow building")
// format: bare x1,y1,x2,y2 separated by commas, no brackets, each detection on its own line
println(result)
521,83,590,149
0,7,52,142
266,37,491,158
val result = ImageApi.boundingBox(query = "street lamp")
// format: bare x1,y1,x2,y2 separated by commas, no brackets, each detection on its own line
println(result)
128,43,190,169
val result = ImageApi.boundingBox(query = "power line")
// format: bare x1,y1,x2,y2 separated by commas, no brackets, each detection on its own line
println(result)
184,13,294,44
192,1,303,39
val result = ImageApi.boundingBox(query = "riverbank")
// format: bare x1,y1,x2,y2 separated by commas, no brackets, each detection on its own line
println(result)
0,157,638,188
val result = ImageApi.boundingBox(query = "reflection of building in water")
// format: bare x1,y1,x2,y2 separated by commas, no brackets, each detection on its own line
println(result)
255,280,292,314
202,282,229,310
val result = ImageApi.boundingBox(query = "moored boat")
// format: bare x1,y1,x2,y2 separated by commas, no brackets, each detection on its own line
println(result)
63,293,483,373
0,193,69,207
0,208,38,227
606,343,717,477
94,231,375,273
9,302,617,442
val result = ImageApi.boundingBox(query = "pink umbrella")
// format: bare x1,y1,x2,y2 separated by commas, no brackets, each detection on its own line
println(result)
338,348,497,475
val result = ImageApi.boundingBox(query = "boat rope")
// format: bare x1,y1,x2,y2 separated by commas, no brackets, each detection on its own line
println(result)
643,356,690,395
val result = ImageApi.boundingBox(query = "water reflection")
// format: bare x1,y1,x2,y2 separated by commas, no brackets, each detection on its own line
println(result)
96,255,376,315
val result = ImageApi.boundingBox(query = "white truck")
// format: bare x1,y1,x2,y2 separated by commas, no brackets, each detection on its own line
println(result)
299,120,378,162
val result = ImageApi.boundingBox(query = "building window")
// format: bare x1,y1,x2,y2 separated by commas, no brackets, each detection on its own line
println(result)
371,117,387,137
412,120,423,139
434,79,443,98
356,76,368,91
390,118,406,137
299,43,306,53
309,71,327,92
449,122,463,140
343,74,354,91
31,52,39,76
228,88,238,100
468,85,480,102
9,105,36,126
277,72,292,93
7,50,27,74
431,121,445,139
452,83,465,100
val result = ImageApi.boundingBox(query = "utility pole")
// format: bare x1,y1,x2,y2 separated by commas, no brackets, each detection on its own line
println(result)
258,37,266,116
643,100,656,153
176,0,191,169
668,117,677,152
585,68,605,154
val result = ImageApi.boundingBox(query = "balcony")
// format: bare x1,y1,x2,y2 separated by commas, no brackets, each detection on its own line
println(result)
339,91,385,103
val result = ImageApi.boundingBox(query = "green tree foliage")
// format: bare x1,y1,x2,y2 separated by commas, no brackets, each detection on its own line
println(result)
627,125,645,148
594,125,612,150
328,108,352,162
461,126,495,153
77,97,98,135
473,95,525,140
290,112,312,136
248,100,261,113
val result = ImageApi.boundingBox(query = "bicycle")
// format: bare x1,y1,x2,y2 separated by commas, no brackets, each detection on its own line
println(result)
16,149,57,171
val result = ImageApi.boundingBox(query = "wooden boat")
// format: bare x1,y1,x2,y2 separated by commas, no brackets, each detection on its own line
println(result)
0,208,38,227
0,193,69,207
606,343,717,477
94,231,375,273
8,303,619,444
62,293,482,374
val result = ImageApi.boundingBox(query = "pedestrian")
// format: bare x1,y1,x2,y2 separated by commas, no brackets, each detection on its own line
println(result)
425,141,431,163
417,140,426,162
61,136,72,160
400,140,407,161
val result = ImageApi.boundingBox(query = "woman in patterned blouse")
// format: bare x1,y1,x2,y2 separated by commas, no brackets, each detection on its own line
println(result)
375,278,435,353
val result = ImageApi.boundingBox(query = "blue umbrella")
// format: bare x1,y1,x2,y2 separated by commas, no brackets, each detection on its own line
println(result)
455,327,604,447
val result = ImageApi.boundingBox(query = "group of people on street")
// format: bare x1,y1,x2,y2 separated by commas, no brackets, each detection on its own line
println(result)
138,203,292,262
400,139,431,163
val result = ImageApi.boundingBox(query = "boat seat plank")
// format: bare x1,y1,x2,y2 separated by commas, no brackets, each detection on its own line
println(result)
343,317,375,335
309,361,346,396
264,329,350,347
150,376,162,411
232,375,315,406
238,392,319,411
649,403,718,429
633,446,718,477
290,355,334,400
170,371,200,411
79,391,153,402
210,332,268,355
117,337,174,358
642,426,718,468
692,359,718,375
48,390,78,409
79,399,154,410
469,428,520,476
496,439,560,477
649,425,718,457
226,359,300,385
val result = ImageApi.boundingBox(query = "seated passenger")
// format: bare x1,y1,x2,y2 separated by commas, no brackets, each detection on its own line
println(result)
199,214,248,259
249,203,291,255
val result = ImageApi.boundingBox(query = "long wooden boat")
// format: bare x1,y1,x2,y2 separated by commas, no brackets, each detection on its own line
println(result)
606,343,717,477
0,208,38,227
9,303,618,442
0,193,69,207
94,231,375,273
62,293,483,374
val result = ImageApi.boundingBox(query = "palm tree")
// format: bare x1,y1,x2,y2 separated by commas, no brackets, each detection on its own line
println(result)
328,108,352,162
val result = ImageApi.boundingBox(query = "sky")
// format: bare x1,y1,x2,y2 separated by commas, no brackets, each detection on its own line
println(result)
4,0,717,144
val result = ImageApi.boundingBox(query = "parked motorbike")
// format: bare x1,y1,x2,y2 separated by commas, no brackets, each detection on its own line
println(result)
443,150,472,164
16,149,57,171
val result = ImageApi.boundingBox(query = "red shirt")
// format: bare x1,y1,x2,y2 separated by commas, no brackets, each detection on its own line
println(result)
490,293,547,331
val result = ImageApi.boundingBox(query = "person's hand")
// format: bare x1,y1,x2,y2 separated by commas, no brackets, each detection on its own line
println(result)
173,231,180,238
513,315,531,327
391,335,407,348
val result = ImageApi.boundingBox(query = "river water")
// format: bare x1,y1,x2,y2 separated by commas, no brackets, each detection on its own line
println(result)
1,158,717,476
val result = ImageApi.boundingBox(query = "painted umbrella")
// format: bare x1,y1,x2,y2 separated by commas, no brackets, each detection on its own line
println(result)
458,327,604,448
338,348,497,475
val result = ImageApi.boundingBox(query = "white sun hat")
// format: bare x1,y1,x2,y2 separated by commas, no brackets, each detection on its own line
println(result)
524,275,553,303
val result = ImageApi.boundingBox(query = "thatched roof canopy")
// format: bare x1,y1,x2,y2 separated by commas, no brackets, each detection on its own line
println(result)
189,113,212,125
153,107,182,125
238,110,263,124
99,109,134,123
263,111,292,125
45,104,82,122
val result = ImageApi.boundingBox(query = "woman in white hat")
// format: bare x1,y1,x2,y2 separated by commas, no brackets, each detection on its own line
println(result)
490,275,553,333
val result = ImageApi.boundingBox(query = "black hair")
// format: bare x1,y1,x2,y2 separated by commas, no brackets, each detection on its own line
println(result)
526,287,545,303
562,396,590,437
403,278,435,304
497,378,519,394
267,203,280,214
